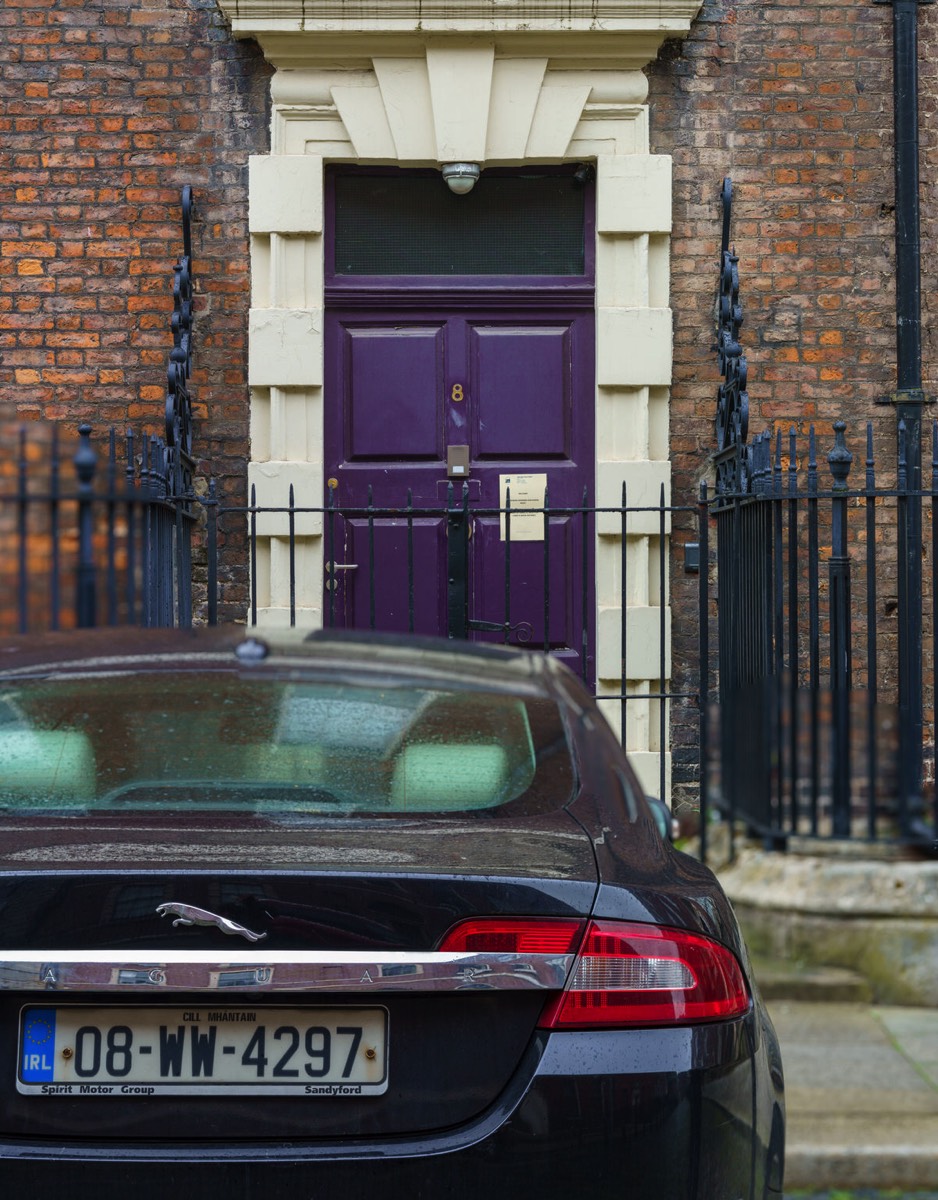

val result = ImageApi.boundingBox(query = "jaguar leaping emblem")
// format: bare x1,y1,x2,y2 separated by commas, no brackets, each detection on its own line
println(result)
156,902,267,943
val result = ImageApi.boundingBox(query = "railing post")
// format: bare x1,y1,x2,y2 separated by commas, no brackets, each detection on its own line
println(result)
865,423,880,838
326,482,336,629
74,424,97,629
698,481,710,864
288,483,296,628
406,488,415,634
896,419,925,835
882,0,927,839
787,426,800,835
827,422,853,837
206,478,218,626
49,425,61,631
932,422,938,838
446,483,469,639
367,484,376,631
807,426,821,833
16,427,28,634
250,481,258,627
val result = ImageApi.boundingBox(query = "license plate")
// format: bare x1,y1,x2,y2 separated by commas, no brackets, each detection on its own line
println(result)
17,1005,388,1096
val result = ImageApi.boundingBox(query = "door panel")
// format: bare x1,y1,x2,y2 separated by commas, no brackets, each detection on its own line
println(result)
470,515,582,672
325,307,594,679
470,324,571,460
344,324,445,462
326,517,445,637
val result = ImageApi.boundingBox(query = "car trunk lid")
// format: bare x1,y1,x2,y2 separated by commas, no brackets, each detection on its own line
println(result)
0,812,597,1143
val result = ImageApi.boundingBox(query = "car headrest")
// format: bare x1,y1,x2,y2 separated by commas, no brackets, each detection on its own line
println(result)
390,743,511,811
0,729,96,805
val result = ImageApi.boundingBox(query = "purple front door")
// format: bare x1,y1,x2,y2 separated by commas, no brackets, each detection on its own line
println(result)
324,305,595,679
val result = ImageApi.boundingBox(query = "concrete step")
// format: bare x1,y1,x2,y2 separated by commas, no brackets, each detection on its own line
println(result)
751,957,873,1004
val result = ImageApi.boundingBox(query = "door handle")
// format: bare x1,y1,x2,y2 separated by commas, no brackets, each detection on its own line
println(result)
324,562,357,591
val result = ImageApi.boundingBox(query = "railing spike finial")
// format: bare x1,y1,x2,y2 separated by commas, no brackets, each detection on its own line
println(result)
74,423,96,486
827,421,853,493
720,177,733,256
165,186,195,504
713,177,752,496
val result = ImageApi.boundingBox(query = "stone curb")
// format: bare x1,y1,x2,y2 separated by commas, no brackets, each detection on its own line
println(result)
785,1145,938,1192
716,849,938,1007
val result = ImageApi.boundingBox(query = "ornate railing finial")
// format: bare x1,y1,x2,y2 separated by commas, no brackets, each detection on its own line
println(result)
165,186,195,502
713,178,752,495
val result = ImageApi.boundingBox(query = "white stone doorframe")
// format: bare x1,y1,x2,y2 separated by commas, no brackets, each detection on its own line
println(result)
214,2,705,800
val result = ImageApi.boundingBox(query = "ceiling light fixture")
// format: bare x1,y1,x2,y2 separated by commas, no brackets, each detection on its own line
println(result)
441,163,481,195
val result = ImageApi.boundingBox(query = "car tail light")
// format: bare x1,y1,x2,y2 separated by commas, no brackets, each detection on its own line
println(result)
438,917,748,1028
538,920,750,1029
438,918,585,955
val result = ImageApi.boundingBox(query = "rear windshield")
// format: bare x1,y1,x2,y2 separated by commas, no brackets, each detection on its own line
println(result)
0,673,574,817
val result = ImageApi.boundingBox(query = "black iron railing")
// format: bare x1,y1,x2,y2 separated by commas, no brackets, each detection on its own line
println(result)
711,179,936,853
708,419,937,852
203,478,687,812
0,185,197,632
0,423,195,633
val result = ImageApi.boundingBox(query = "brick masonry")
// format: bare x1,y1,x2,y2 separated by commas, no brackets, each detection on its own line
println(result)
0,0,271,502
648,0,937,810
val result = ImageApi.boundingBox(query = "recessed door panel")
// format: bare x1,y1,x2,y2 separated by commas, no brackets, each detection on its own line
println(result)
325,517,446,637
344,324,444,462
469,515,582,673
470,324,571,460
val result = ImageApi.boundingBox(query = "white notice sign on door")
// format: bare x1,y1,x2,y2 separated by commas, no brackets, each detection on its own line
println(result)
499,473,548,542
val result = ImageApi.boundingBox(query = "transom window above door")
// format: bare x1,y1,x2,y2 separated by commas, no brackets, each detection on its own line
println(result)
329,168,591,279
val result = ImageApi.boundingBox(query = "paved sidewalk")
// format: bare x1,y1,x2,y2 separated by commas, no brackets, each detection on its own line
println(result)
769,1000,938,1192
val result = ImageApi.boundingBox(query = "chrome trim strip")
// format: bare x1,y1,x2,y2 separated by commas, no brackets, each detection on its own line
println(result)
0,950,574,994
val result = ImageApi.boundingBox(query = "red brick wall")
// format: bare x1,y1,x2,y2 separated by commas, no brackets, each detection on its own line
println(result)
648,0,937,810
0,0,271,495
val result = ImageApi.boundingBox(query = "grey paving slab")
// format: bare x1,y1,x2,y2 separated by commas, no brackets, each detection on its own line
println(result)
767,1001,938,1191
876,1006,938,1087
768,1001,934,1102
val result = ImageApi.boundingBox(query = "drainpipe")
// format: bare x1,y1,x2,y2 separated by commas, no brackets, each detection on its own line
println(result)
875,0,932,834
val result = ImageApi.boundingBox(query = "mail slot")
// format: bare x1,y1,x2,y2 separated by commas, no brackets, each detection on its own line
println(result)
447,445,470,479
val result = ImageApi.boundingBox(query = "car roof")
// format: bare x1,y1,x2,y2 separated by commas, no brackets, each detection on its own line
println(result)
0,626,572,697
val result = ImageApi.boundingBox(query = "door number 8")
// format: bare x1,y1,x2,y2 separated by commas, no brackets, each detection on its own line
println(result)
451,384,464,402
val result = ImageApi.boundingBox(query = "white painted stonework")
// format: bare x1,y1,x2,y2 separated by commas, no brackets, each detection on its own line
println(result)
214,0,704,798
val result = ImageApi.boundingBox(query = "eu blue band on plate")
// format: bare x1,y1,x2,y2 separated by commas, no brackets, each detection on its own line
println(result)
21,1008,57,1082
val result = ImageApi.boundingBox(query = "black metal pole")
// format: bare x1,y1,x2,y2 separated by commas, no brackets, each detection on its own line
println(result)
890,1,926,397
17,427,28,634
879,0,930,832
74,424,97,629
828,423,854,838
698,482,710,864
446,483,468,639
206,478,218,626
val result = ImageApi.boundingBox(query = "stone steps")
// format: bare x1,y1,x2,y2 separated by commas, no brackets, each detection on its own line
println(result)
751,957,873,1004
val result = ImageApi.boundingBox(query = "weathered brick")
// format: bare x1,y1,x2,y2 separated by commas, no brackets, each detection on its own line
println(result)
648,0,929,803
0,0,271,542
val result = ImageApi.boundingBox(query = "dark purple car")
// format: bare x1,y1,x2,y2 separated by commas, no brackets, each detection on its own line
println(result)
0,628,783,1198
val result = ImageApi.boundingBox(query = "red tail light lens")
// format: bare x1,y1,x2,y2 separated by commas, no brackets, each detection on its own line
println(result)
438,918,585,955
538,920,750,1029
